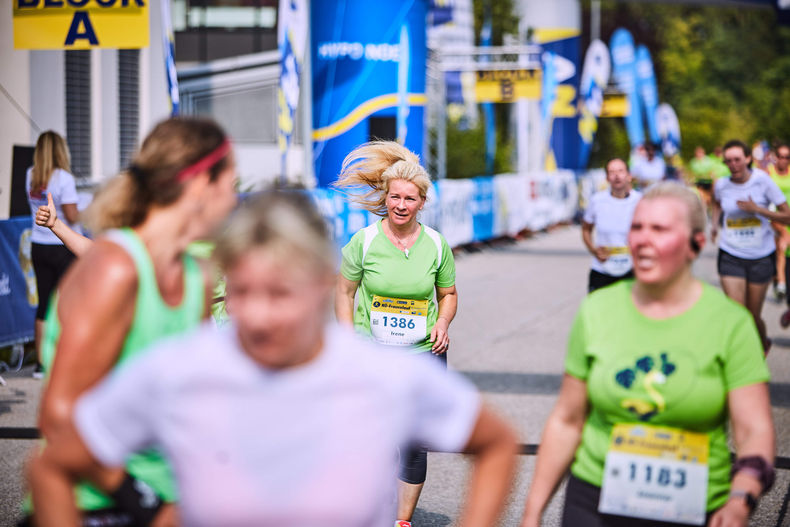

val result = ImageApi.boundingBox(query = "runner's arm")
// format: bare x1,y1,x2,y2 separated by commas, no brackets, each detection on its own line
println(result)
334,275,359,326
520,374,589,527
736,199,790,225
430,285,457,353
711,199,722,241
36,193,93,256
457,406,518,527
710,383,774,527
581,221,609,262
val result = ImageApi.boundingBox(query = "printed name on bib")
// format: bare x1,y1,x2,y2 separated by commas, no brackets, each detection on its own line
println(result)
599,423,709,525
370,295,428,346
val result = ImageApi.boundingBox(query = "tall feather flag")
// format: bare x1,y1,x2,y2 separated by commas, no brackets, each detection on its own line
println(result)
161,0,179,116
277,0,308,181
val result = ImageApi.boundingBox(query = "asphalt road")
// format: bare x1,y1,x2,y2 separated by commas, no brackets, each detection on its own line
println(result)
3,225,790,526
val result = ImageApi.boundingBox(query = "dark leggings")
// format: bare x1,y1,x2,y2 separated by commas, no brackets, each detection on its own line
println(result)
398,351,447,485
562,474,714,527
31,243,75,320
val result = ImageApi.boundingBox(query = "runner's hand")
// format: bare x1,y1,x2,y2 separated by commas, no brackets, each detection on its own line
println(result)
708,497,749,527
151,503,180,527
710,226,719,242
593,246,610,263
430,317,450,355
736,197,760,214
35,193,57,228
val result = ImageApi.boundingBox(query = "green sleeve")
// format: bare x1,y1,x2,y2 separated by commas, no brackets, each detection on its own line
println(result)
436,235,456,288
565,305,591,381
340,231,364,282
723,311,771,391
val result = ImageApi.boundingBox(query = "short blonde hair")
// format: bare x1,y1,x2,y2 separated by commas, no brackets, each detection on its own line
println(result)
333,141,431,216
642,182,707,234
213,191,334,275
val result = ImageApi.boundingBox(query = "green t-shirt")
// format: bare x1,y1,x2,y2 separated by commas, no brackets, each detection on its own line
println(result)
688,156,716,184
565,280,769,511
340,220,455,352
710,155,731,180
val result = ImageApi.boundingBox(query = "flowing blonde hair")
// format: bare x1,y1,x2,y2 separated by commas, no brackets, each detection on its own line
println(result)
30,131,71,197
333,141,431,216
642,182,707,235
82,117,229,233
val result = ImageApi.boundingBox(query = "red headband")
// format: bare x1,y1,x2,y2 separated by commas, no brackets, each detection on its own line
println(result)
177,139,232,183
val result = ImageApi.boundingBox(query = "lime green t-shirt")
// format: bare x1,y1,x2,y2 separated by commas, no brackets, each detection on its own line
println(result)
688,156,716,184
565,280,769,511
340,220,455,352
769,164,790,205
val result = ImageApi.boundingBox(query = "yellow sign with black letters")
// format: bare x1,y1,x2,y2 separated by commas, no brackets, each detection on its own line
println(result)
474,69,542,103
14,0,149,50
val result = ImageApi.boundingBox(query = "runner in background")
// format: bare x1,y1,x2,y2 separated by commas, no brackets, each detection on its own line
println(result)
29,191,518,527
334,141,457,527
768,144,790,305
24,117,237,527
712,139,790,353
630,142,666,189
582,158,642,293
521,182,775,527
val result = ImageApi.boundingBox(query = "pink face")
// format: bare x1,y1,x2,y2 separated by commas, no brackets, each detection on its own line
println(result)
628,197,697,286
386,179,425,227
723,146,751,180
605,159,632,193
777,147,790,172
195,158,238,238
225,248,331,370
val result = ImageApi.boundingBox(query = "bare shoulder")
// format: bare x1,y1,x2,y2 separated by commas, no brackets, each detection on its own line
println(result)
58,239,139,309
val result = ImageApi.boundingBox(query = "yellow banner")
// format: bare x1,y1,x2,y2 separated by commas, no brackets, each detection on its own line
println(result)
474,69,542,103
600,92,629,118
14,1,149,50
610,424,709,464
371,296,428,317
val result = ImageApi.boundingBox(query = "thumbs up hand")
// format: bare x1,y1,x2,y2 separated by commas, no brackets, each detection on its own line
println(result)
35,193,58,229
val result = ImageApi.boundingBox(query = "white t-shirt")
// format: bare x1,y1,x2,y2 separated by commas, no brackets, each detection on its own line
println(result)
25,167,82,245
632,157,666,184
583,190,642,276
74,323,480,527
714,170,786,259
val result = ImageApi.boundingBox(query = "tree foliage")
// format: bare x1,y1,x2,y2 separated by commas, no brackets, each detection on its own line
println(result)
587,1,790,164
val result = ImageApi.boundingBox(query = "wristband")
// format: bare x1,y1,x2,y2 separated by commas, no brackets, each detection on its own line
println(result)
731,455,775,494
728,489,757,513
109,472,163,525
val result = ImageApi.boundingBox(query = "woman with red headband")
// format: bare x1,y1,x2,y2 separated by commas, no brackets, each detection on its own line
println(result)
23,117,237,527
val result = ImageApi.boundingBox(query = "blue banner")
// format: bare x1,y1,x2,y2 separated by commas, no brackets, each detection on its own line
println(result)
577,39,610,169
0,218,36,347
635,45,659,145
160,0,179,116
311,0,427,187
480,13,495,175
610,28,644,148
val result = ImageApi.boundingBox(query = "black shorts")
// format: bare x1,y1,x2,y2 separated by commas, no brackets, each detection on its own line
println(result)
588,269,634,293
18,508,134,527
717,249,775,284
31,242,75,320
561,474,714,527
398,352,447,485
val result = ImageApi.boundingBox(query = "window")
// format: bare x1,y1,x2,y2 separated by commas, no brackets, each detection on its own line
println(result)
65,50,91,181
118,49,140,168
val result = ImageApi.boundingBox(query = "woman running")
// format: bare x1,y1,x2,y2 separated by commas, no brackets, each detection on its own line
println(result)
334,141,457,527
26,117,237,526
768,144,790,313
521,182,774,527
712,139,790,352
582,157,642,292
25,131,81,378
29,191,517,527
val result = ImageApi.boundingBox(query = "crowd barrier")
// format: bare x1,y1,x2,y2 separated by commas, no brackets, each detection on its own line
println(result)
0,170,590,348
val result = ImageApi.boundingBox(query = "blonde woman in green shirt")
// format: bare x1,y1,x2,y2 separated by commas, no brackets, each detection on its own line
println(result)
334,141,458,527
521,183,774,527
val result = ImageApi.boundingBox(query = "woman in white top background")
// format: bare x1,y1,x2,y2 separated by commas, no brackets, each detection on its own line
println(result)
25,131,81,378
712,139,790,352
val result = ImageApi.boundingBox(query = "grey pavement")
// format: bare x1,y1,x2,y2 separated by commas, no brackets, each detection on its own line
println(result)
3,225,790,526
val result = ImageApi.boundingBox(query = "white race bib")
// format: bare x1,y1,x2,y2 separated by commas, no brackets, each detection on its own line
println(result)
724,216,762,250
370,295,428,346
601,246,632,276
599,424,709,525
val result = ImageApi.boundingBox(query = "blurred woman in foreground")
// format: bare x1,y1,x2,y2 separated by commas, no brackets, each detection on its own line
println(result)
29,191,517,527
522,183,774,527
